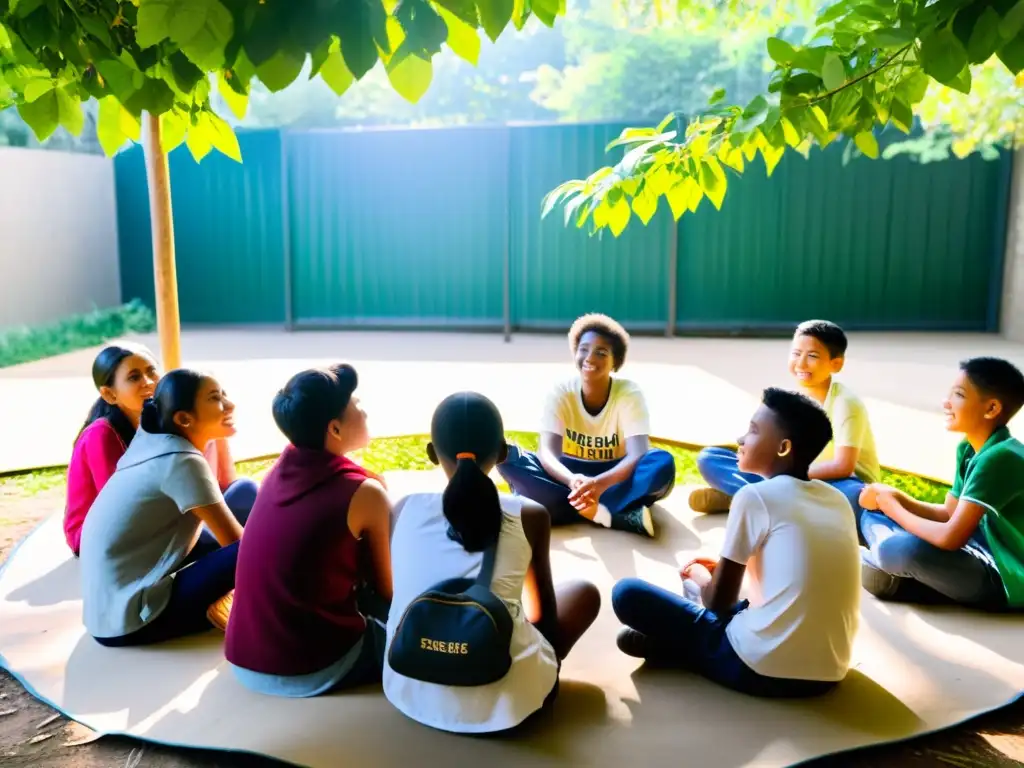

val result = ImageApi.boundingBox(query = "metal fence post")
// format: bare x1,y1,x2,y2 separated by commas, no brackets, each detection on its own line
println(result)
280,129,295,332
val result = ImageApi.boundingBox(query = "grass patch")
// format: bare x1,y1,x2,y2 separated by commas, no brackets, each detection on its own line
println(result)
1,432,948,504
0,300,156,369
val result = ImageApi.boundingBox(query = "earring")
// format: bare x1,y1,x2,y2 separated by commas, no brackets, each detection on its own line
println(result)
777,443,791,458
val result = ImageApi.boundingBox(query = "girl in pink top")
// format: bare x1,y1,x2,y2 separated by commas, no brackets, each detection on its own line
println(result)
64,344,258,555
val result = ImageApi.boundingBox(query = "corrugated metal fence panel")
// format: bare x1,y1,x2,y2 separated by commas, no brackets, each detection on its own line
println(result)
114,146,156,310
676,137,1010,331
286,127,509,326
114,130,287,324
509,123,672,330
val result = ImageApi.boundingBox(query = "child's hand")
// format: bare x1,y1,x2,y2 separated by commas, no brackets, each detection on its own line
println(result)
859,483,895,511
681,557,718,586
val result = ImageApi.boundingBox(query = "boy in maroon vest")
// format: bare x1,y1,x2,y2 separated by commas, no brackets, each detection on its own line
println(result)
225,364,393,696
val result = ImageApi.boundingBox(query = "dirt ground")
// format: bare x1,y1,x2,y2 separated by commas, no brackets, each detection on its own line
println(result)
2,492,1024,767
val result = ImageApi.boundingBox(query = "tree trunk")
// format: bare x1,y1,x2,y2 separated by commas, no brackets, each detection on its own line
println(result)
142,112,182,371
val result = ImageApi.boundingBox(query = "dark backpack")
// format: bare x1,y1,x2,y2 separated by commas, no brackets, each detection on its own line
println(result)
388,541,514,687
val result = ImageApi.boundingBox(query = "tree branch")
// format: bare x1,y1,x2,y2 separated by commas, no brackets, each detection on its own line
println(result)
807,44,913,105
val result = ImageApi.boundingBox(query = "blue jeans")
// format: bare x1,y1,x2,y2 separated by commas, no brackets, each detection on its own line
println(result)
611,579,836,698
697,447,867,531
496,445,676,525
95,481,255,647
860,512,1007,609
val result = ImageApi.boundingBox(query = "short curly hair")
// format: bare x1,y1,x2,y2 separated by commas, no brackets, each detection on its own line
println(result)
568,313,630,370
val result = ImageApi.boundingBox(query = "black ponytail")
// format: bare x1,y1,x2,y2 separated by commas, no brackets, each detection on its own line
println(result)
443,455,503,552
141,369,205,436
75,397,137,448
73,344,153,448
430,392,508,554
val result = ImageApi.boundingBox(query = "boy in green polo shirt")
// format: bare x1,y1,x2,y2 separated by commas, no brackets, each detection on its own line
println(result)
859,357,1024,610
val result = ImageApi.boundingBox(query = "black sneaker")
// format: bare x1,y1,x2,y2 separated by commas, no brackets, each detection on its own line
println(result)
861,560,902,599
611,506,655,537
616,628,651,658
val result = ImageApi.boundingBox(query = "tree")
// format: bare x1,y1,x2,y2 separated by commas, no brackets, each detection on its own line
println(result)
0,0,562,366
544,0,1024,237
885,57,1022,161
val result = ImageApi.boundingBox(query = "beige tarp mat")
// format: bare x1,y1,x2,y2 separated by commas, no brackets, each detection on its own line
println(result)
2,473,1023,768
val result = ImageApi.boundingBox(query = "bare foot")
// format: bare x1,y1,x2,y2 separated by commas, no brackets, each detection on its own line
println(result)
206,590,233,632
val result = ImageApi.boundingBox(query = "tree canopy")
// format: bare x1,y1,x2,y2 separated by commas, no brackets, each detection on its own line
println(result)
0,0,564,160
545,0,1024,236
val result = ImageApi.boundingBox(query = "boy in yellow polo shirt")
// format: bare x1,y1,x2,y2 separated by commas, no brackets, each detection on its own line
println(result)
860,357,1024,610
691,320,880,530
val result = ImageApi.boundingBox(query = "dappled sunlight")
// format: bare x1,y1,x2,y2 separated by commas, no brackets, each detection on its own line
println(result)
134,668,221,736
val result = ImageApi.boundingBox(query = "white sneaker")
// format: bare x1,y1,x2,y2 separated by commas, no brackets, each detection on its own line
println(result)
640,506,655,537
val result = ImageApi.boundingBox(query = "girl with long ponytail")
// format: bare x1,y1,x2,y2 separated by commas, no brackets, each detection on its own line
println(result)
382,392,600,734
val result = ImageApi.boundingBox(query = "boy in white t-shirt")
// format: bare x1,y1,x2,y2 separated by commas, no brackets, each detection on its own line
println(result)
612,387,860,697
691,320,879,535
497,313,676,538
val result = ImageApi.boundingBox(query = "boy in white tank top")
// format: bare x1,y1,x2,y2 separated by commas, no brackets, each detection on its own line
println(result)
383,392,601,733
612,387,860,697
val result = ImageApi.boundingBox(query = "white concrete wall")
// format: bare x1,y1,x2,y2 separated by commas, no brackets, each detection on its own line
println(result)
1003,147,1024,342
0,147,121,330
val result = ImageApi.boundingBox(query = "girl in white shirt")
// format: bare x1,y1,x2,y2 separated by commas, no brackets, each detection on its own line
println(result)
384,391,600,733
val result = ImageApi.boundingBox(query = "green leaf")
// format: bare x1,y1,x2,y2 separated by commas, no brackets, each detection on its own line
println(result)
387,48,433,102
310,37,334,78
22,77,52,102
854,131,879,159
217,72,248,119
185,120,213,162
16,88,58,140
136,0,173,48
829,86,860,126
920,28,969,88
530,0,561,26
948,64,972,94
93,58,137,102
998,30,1024,74
607,196,631,237
320,47,355,96
160,109,188,153
98,96,129,156
708,87,726,105
821,52,846,91
766,37,797,65
761,143,785,176
56,87,83,136
256,50,305,93
168,50,206,94
816,0,854,26
665,181,689,221
123,78,175,116
631,190,658,225
337,0,383,79
437,5,480,65
897,71,930,104
1002,1,1024,40
870,28,917,47
698,158,727,210
791,45,828,75
174,0,234,70
203,112,242,162
890,97,913,134
967,7,1003,63
781,116,804,147
434,0,479,26
478,0,514,42
742,94,768,120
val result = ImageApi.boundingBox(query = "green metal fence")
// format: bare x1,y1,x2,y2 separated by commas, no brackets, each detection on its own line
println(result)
115,122,1012,334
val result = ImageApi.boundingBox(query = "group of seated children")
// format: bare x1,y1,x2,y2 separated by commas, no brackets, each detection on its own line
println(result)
64,313,1024,734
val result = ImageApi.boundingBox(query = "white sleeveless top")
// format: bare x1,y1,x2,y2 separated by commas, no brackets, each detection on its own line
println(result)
383,492,559,733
